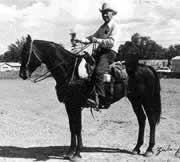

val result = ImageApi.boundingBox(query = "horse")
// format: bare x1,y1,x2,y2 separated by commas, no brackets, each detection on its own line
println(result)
19,35,161,160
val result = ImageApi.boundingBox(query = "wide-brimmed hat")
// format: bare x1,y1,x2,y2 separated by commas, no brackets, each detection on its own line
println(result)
99,2,117,15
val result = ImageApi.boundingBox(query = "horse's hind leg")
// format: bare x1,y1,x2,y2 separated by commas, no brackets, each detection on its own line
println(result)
143,106,157,157
146,119,156,157
129,97,146,155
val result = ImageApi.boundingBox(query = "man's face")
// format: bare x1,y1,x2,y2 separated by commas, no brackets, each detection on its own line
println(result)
101,10,114,23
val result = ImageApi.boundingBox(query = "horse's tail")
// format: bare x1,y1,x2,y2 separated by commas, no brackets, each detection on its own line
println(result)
149,66,162,124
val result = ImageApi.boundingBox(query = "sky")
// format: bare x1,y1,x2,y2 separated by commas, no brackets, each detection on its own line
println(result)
0,0,180,54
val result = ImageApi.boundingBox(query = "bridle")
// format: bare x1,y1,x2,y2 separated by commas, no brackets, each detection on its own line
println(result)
25,40,92,83
25,41,51,83
26,40,42,68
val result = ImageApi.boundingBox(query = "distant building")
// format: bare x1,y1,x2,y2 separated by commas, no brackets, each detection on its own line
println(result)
171,56,180,73
139,59,168,70
0,62,20,72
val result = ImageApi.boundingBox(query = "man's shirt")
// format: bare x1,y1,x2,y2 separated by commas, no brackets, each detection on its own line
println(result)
91,19,119,53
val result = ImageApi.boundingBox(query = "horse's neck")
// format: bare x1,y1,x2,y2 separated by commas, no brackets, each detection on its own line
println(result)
33,40,77,85
41,46,76,85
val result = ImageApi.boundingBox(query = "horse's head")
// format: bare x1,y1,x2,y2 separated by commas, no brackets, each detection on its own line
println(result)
122,41,139,66
19,35,42,80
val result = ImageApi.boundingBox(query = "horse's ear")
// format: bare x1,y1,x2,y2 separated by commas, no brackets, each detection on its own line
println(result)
26,34,31,42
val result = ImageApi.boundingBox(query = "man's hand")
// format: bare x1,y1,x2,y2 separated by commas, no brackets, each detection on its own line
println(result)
87,36,98,43
75,38,90,44
81,38,91,44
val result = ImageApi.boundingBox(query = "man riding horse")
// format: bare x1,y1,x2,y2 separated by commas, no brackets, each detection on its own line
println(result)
77,2,119,108
19,13,161,159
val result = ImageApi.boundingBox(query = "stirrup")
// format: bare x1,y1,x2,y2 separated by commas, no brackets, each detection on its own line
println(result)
87,98,97,107
87,93,100,110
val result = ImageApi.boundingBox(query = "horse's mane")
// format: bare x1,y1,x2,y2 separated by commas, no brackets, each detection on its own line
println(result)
33,40,76,58
31,39,78,72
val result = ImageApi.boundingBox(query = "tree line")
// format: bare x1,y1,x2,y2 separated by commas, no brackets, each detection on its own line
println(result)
0,36,26,62
117,33,180,61
1,33,180,62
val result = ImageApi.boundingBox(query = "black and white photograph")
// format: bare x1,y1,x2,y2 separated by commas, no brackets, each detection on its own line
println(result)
0,0,179,161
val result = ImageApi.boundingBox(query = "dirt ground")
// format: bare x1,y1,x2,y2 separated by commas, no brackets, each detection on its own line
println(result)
0,78,179,162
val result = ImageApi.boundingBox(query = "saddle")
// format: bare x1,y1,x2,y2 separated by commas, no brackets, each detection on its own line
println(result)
56,53,128,109
78,58,128,109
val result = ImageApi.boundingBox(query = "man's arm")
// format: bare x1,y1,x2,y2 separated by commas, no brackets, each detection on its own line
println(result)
88,23,118,49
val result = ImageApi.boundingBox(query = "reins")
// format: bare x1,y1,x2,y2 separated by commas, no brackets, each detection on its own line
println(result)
31,62,64,83
31,70,51,83
27,41,91,83
69,43,91,83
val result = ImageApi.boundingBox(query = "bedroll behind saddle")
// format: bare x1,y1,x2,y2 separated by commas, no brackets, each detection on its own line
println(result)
98,61,128,108
109,61,127,82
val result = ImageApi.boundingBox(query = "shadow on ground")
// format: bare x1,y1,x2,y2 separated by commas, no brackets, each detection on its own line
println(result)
0,146,133,161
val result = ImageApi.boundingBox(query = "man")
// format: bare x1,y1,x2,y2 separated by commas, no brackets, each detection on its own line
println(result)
80,2,119,107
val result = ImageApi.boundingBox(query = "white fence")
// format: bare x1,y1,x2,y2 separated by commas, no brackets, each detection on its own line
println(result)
0,62,20,72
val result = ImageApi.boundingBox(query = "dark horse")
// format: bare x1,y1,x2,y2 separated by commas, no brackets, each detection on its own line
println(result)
19,35,161,160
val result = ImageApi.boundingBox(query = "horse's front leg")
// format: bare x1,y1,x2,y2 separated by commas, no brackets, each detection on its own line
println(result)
64,133,76,159
64,103,77,159
64,103,83,160
79,133,83,148
72,107,83,160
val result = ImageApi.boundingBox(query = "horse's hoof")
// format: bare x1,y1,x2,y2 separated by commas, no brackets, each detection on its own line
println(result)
144,151,154,157
70,154,82,161
175,149,180,158
63,152,74,160
132,149,140,155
